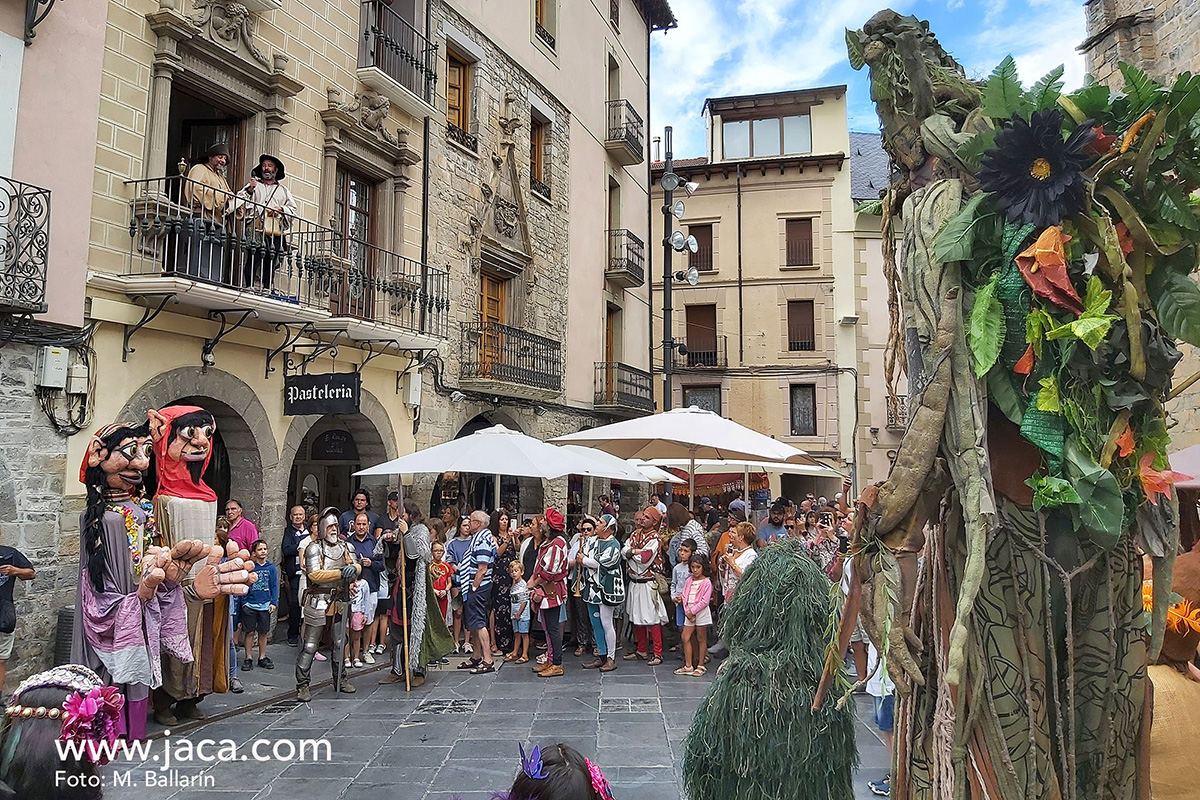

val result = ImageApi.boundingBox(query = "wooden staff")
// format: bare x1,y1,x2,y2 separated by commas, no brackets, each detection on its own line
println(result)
397,485,411,692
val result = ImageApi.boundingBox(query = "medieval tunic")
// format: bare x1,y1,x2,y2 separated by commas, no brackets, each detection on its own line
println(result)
580,536,625,607
623,530,668,626
385,522,453,673
72,496,190,739
182,162,233,282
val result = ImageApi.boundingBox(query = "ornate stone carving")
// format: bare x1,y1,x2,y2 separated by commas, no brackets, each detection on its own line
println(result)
188,0,271,68
333,89,400,147
493,198,519,238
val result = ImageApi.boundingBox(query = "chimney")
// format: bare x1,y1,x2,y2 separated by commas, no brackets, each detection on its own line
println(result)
653,136,662,162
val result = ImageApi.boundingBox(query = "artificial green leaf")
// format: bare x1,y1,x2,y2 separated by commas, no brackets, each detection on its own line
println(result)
1147,222,1186,255
988,370,1025,426
1084,275,1113,316
1045,314,1119,349
1157,183,1200,233
1064,437,1125,550
956,129,998,172
1170,591,1186,606
1026,65,1065,110
1037,376,1062,412
1120,61,1164,120
934,192,991,263
1147,263,1200,347
982,56,1028,119
1025,474,1082,510
968,273,1005,377
1026,306,1056,357
846,29,866,71
1168,73,1200,131
1140,416,1173,471
855,199,882,215
1070,82,1112,118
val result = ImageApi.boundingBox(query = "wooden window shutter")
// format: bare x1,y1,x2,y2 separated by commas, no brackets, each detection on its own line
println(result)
786,218,814,266
787,300,815,351
447,54,469,131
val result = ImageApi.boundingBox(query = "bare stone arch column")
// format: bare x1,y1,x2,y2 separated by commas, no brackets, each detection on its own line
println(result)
118,366,282,536
0,459,16,523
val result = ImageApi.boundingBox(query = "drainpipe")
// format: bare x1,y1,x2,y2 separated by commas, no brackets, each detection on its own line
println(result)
736,163,744,364
419,1,434,333
645,22,654,395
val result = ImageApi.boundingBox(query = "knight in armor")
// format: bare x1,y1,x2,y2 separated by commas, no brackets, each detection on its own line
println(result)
295,507,361,702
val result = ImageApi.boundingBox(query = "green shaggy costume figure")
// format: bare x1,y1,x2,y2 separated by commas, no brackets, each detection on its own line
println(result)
683,539,858,800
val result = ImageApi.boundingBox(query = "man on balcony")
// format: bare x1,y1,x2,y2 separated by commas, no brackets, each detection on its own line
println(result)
239,154,296,293
182,144,235,284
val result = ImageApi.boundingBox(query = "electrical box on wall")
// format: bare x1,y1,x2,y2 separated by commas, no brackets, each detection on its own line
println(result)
37,346,69,389
67,363,90,395
402,370,422,408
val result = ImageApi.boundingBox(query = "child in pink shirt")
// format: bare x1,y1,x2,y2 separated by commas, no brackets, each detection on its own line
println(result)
676,556,713,677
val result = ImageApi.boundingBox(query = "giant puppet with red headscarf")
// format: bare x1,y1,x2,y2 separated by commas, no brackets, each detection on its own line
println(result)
146,405,252,726
72,417,255,738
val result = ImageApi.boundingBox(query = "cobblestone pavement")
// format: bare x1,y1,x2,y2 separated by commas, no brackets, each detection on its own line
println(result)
100,644,890,800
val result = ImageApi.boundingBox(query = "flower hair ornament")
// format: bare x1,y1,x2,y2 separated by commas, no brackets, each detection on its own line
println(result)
3,665,124,765
585,758,616,800
519,742,547,779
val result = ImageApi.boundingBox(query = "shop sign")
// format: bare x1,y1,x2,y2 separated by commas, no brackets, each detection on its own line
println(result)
284,372,360,415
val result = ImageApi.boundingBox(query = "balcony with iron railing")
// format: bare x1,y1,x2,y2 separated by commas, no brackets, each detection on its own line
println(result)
690,248,713,273
0,176,50,315
535,20,555,50
461,321,562,399
447,121,478,153
786,237,815,267
115,175,448,344
531,175,551,199
605,229,644,288
674,334,727,369
610,0,620,28
886,394,909,431
605,99,645,166
358,0,439,119
594,362,654,415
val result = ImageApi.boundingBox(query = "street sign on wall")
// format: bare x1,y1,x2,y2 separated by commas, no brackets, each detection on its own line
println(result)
284,372,361,416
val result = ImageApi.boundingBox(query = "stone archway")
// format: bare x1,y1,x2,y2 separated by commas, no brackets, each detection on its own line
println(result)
279,387,398,510
119,367,281,534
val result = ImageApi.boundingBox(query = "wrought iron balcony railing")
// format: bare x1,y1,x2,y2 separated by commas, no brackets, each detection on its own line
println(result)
462,321,562,391
886,394,909,431
605,229,644,287
0,176,49,315
535,21,555,50
674,335,727,369
531,175,551,199
595,362,653,413
786,238,814,266
604,99,645,166
360,0,438,105
124,175,449,338
447,122,478,153
610,0,620,28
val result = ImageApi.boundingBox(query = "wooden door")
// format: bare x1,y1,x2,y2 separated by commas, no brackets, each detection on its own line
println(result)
686,304,717,366
604,307,617,399
480,273,506,377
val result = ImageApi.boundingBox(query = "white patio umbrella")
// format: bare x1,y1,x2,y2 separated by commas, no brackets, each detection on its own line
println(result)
355,425,646,509
551,406,813,506
632,461,687,484
647,457,846,510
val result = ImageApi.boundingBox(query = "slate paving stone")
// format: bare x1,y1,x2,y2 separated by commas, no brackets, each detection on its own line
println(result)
369,745,453,767
450,737,527,760
253,777,351,799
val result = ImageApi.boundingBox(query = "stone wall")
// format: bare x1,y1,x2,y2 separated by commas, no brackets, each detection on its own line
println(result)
0,342,72,687
1081,0,1200,88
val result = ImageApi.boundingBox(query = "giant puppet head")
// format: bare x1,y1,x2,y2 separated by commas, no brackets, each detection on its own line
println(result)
148,405,217,502
80,421,153,496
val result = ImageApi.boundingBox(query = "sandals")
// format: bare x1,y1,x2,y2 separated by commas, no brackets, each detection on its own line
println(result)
647,656,663,667
674,666,695,676
470,661,496,675
574,646,586,657
514,656,529,664
692,665,707,676
622,651,647,661
456,659,482,670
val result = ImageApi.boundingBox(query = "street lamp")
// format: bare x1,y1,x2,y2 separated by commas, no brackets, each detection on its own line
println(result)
659,125,700,412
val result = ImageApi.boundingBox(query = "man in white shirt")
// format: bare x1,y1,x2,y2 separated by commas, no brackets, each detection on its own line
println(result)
238,154,297,292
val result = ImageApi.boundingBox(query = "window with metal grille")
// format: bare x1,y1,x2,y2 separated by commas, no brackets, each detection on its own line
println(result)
786,218,814,266
447,52,470,132
684,385,721,413
787,300,815,351
790,384,817,436
689,224,713,271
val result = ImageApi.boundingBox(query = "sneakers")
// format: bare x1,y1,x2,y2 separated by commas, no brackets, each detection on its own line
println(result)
363,653,376,665
868,774,891,797
296,685,312,702
314,651,327,662
229,677,244,694
352,658,364,668
287,638,299,647
258,657,274,670
242,658,254,672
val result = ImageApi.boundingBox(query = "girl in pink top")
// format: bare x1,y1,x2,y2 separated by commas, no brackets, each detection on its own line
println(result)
676,556,714,677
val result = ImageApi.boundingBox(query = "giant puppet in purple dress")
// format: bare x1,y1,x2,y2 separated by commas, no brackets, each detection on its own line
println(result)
71,419,254,739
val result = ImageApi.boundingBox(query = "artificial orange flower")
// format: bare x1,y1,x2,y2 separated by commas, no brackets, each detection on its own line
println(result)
1015,226,1085,315
1115,422,1136,458
1138,451,1193,505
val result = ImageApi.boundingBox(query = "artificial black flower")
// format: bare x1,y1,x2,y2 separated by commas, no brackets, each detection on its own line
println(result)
978,108,1096,228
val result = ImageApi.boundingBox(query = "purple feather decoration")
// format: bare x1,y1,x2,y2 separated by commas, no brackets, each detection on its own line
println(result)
519,742,548,780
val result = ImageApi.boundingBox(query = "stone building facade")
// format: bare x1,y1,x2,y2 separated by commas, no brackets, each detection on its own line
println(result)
1081,0,1200,450
0,0,673,686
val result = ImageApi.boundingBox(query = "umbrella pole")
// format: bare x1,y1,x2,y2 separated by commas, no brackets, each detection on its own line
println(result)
587,476,594,515
493,473,501,512
689,447,696,511
743,465,749,512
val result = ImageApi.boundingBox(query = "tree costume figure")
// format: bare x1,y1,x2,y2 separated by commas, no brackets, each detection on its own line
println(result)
73,420,254,738
148,404,248,725
296,507,361,702
825,10,1200,800
683,538,857,800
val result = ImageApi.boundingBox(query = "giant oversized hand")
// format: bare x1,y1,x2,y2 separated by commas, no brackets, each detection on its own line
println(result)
193,541,255,599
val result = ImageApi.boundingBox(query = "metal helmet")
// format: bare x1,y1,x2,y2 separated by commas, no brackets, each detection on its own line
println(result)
320,506,340,538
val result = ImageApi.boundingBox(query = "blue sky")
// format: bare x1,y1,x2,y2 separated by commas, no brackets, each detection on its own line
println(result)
650,0,1088,158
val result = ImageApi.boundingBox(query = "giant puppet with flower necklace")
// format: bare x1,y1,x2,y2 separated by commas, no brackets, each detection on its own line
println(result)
71,420,254,740
802,10,1200,800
